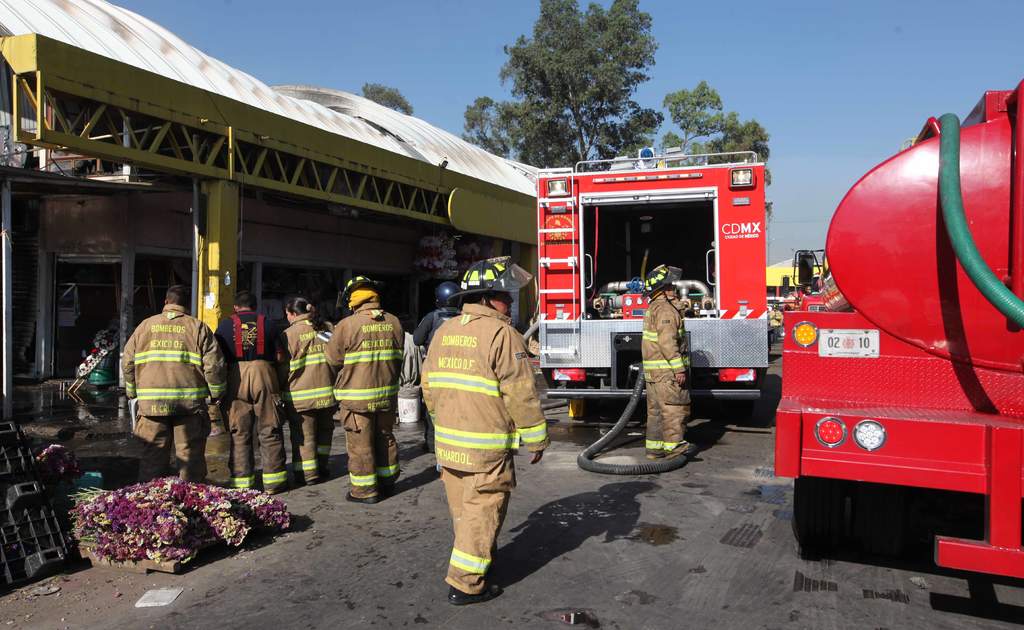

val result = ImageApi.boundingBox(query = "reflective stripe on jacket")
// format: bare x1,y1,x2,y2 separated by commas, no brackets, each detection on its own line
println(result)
122,305,226,416
325,302,404,413
278,316,337,412
641,295,689,382
422,303,549,473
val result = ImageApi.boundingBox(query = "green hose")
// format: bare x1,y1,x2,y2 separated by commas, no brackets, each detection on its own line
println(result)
938,113,1024,327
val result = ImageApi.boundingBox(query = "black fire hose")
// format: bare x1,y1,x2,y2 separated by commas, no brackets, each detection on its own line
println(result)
576,371,691,475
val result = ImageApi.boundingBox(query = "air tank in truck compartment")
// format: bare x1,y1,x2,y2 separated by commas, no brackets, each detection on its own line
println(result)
824,100,1023,372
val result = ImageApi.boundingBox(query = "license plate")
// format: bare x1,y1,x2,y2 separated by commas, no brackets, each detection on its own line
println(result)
818,329,879,358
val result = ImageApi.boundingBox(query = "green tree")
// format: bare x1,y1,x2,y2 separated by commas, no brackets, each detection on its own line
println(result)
462,97,519,158
661,81,724,153
463,0,662,166
361,83,413,115
662,82,770,168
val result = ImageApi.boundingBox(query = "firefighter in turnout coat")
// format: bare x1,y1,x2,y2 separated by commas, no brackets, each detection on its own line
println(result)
422,258,549,606
642,265,695,460
326,276,404,504
123,285,225,482
278,296,337,485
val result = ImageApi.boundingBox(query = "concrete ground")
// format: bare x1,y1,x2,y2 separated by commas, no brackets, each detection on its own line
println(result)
4,352,1024,629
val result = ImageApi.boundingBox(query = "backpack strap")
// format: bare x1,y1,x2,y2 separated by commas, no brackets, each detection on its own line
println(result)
231,314,243,358
256,314,266,356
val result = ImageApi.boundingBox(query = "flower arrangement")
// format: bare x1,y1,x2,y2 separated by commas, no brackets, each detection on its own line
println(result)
414,233,459,279
36,444,83,485
75,326,119,378
72,478,291,564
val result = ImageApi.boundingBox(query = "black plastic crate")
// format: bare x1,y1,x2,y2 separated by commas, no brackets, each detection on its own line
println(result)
0,422,38,485
0,505,67,587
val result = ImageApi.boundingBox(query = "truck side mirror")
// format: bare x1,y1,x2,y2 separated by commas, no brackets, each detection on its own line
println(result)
797,253,816,286
782,276,791,296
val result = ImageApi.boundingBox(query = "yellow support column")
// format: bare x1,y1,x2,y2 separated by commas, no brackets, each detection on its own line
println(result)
196,180,239,329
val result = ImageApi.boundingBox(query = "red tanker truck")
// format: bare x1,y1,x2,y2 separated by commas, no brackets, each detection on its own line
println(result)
776,83,1024,578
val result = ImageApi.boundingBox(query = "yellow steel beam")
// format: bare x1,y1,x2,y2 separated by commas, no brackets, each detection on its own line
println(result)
197,180,239,329
0,34,537,240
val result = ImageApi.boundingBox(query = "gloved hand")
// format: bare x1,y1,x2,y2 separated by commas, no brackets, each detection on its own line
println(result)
207,403,225,436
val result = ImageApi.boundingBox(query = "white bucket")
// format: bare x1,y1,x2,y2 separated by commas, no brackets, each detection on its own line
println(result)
397,395,421,424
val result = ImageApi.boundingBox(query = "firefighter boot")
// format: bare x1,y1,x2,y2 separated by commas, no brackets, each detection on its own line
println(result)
447,584,503,606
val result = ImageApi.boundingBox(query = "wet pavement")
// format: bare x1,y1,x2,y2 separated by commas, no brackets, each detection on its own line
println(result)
3,353,1024,629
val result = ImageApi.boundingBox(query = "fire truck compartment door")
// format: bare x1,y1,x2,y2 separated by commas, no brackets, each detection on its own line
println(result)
579,187,716,206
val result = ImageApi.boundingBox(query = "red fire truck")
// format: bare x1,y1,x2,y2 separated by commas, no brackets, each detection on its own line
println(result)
776,84,1024,578
536,150,768,411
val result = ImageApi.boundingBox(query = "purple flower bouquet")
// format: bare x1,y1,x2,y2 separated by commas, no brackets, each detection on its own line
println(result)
72,478,291,564
36,444,83,486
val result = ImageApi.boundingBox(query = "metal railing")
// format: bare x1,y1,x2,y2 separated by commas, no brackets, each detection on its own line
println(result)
575,150,760,173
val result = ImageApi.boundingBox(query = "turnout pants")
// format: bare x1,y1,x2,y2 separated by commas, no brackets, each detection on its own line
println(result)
224,360,287,490
341,408,399,498
441,456,516,595
288,408,336,483
134,413,211,482
645,377,691,457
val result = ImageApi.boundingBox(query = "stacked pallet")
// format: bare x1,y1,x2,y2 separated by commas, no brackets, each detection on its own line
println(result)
0,421,68,588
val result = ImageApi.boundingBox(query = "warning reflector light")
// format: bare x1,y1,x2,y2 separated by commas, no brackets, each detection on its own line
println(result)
853,420,886,451
730,167,754,188
815,417,846,448
546,178,569,197
553,368,586,382
792,321,818,347
719,368,756,383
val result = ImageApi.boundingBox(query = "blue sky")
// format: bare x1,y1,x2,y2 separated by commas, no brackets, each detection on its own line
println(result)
119,0,1024,261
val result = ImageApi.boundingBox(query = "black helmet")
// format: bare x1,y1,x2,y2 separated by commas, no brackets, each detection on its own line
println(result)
644,264,682,295
453,256,533,302
341,275,383,305
435,281,460,308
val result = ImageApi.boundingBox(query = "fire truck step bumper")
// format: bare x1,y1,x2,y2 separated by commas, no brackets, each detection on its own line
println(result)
935,538,1024,579
543,388,760,401
935,424,1024,579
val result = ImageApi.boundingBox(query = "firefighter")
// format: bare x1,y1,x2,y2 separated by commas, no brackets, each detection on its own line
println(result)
278,296,337,485
412,280,460,452
326,276,404,504
642,265,696,461
123,285,225,482
422,257,549,606
214,291,288,493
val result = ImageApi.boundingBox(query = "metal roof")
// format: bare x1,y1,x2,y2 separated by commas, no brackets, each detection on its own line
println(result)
0,0,536,196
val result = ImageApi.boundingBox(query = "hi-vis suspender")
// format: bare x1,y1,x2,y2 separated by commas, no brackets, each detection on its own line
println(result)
231,313,266,358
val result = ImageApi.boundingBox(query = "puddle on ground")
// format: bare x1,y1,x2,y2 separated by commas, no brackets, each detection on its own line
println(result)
12,382,231,488
629,523,679,546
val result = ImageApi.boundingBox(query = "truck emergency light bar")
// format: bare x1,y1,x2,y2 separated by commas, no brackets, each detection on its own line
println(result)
574,150,760,173
593,172,704,184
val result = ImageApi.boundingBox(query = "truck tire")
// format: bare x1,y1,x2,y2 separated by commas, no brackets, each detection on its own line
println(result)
793,476,845,556
853,483,906,557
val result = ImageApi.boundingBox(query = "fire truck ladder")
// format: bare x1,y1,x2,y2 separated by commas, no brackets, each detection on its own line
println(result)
538,175,582,362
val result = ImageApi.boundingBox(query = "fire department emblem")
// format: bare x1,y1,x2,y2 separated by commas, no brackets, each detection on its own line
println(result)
240,322,258,350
